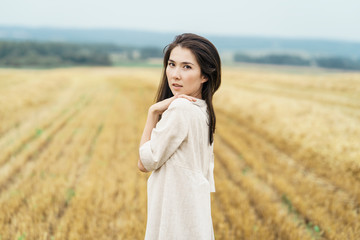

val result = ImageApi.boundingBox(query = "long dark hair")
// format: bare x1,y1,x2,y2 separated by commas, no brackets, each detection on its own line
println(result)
155,33,221,145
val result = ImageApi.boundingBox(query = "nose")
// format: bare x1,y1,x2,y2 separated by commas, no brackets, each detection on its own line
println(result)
171,66,181,80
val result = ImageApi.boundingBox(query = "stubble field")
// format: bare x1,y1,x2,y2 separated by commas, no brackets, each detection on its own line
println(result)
0,66,359,240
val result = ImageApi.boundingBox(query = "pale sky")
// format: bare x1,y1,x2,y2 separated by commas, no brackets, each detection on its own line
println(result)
1,0,360,42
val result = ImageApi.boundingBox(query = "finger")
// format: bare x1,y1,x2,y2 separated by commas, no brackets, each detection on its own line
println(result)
178,95,189,100
179,95,197,102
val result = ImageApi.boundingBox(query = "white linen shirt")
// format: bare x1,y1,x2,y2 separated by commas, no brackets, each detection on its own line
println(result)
139,97,216,240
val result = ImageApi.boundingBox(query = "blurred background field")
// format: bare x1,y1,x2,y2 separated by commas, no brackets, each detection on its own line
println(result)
1,0,360,239
0,66,359,239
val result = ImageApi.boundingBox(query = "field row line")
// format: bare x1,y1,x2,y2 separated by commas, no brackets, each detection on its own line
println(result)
0,91,94,195
217,108,360,205
216,119,358,239
0,92,98,239
214,137,318,240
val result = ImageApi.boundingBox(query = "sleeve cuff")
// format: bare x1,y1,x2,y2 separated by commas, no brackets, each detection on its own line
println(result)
139,140,154,172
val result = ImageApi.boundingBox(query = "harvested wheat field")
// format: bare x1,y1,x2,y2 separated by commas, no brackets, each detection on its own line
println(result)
0,66,359,240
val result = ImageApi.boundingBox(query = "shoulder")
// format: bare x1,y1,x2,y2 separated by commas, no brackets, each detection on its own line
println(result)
168,98,195,112
159,98,193,129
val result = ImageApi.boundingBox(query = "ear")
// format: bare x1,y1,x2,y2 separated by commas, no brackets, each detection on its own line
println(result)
201,75,208,83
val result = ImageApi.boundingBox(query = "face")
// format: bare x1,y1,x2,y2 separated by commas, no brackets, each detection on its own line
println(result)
166,46,208,99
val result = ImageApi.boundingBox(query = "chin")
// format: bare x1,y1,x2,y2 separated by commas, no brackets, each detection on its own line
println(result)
172,90,183,96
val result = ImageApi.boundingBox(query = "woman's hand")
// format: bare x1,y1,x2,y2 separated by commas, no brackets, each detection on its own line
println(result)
149,93,197,115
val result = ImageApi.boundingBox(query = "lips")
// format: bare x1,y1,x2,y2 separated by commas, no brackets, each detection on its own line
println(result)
172,83,183,87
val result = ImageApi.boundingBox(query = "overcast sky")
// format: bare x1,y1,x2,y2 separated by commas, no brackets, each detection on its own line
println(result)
1,0,360,42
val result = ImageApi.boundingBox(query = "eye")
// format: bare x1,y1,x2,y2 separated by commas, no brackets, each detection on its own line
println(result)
184,65,192,69
168,62,175,67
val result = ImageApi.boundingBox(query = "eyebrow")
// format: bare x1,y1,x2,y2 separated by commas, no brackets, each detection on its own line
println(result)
168,59,195,65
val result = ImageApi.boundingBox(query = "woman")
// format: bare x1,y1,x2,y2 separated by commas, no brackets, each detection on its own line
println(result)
138,33,221,239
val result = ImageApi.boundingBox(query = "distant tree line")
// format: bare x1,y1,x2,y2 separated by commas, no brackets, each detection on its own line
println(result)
139,47,163,59
234,53,360,70
2,40,359,70
0,41,164,68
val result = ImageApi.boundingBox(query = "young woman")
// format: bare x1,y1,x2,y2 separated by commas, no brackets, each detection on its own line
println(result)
138,33,221,239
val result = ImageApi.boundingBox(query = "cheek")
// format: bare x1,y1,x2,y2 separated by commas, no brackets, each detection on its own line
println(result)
187,73,202,87
167,68,176,81
166,68,171,83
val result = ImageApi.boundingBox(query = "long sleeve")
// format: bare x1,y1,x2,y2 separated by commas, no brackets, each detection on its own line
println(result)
139,98,190,172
